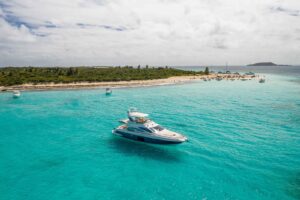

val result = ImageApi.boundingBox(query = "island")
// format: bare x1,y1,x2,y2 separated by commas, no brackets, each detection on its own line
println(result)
0,66,255,91
247,62,290,66
0,66,205,86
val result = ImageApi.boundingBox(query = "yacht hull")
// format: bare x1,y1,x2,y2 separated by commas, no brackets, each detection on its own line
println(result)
113,130,184,144
13,94,20,98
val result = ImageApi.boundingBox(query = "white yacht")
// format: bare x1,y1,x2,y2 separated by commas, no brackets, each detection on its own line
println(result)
112,108,187,144
105,88,112,95
12,90,21,98
259,77,266,83
216,77,222,81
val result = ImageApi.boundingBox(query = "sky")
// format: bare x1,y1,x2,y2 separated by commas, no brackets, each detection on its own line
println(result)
0,0,299,67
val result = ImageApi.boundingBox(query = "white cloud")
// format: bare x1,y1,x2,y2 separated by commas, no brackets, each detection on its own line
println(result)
0,0,299,66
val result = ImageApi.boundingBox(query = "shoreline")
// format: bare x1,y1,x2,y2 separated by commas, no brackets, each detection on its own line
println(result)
0,74,256,92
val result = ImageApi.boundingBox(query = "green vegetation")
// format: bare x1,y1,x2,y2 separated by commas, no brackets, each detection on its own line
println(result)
204,67,209,75
0,66,208,86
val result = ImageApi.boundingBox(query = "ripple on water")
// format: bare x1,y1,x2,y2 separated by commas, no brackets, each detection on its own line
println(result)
286,172,300,199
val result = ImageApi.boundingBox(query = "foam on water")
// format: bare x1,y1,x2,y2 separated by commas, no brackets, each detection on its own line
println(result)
0,73,299,200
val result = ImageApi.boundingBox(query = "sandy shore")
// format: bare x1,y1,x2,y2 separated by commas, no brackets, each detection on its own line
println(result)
0,74,256,92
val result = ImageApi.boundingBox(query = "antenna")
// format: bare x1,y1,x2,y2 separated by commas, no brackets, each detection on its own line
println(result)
226,62,228,72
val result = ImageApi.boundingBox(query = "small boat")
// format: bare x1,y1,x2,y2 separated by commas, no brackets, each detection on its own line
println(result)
245,72,255,76
105,88,112,95
259,78,265,83
112,108,187,144
216,77,222,81
203,78,207,81
12,90,21,98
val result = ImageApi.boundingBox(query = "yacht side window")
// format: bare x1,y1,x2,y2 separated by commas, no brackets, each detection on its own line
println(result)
128,127,136,132
138,127,152,133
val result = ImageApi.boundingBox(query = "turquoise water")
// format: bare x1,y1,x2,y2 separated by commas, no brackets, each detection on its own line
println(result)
1,73,300,200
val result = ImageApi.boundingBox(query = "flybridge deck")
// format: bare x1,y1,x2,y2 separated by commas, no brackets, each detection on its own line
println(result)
127,111,150,124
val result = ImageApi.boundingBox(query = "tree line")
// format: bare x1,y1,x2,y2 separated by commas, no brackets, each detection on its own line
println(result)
0,66,209,86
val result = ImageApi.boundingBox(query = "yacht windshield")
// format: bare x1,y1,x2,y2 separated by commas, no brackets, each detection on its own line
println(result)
153,125,164,131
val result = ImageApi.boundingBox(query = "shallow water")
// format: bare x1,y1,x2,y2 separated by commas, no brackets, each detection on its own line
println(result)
0,72,300,200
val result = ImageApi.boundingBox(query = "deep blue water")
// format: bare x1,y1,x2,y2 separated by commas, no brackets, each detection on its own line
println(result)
1,67,300,200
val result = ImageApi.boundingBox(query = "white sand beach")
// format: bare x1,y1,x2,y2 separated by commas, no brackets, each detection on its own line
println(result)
0,73,256,91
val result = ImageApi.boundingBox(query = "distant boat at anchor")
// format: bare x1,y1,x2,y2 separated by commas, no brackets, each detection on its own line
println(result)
12,90,21,98
105,88,112,95
259,78,266,83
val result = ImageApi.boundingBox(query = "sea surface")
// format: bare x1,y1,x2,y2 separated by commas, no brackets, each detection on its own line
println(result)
0,66,300,200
